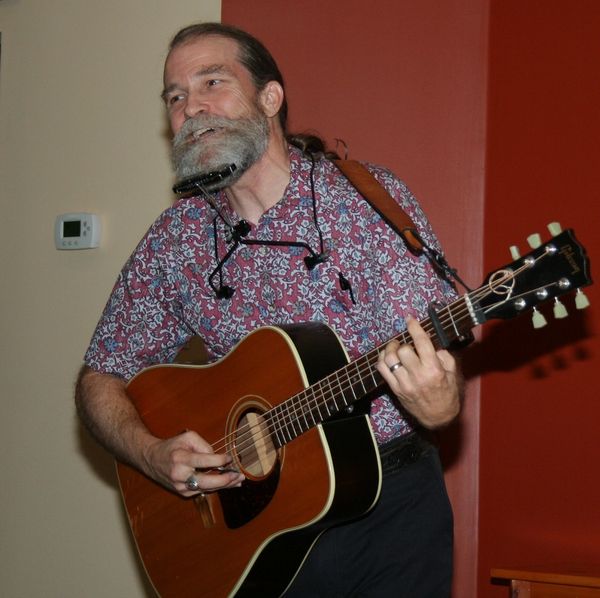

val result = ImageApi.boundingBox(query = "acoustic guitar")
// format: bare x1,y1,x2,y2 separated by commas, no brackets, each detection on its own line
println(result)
117,226,591,597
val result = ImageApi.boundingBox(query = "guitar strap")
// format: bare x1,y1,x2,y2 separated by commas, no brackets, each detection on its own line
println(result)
332,159,423,253
333,159,469,348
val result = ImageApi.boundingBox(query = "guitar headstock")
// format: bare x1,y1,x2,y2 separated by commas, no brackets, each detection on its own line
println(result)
470,224,592,326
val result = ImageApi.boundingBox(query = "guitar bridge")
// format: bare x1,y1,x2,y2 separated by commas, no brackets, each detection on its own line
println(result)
193,494,216,528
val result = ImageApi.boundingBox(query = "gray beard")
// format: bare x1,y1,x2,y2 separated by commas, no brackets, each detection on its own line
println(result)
171,111,269,191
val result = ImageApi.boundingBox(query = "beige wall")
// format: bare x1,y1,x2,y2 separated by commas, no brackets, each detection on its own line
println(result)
0,1,220,596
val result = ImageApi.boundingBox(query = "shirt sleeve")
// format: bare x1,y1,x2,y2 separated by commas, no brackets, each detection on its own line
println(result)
84,211,194,380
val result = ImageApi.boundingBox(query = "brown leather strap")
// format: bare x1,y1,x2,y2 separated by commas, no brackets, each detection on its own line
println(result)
333,159,423,253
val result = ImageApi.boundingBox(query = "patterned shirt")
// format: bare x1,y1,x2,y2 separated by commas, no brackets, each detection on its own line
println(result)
85,146,457,444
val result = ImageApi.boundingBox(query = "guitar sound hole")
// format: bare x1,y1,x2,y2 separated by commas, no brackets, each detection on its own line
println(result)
235,409,278,480
221,403,282,530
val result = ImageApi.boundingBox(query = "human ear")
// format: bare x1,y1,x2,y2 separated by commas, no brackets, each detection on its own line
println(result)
259,81,284,118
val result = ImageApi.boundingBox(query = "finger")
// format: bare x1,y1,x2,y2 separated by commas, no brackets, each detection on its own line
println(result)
174,431,236,470
381,337,420,378
437,349,457,373
377,348,408,395
381,340,404,367
177,429,215,454
405,316,437,363
378,336,434,399
188,451,235,471
180,470,245,496
165,444,234,490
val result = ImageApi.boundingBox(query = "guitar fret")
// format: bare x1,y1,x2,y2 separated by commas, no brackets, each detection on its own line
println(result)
272,412,284,446
264,413,282,450
366,353,380,391
349,365,366,401
279,402,294,443
333,370,350,408
338,366,353,403
298,394,311,430
295,391,317,429
285,400,298,439
346,372,358,403
306,397,319,426
290,418,302,438
348,362,365,402
351,355,377,398
291,396,307,437
314,389,327,420
321,384,332,417
320,375,340,416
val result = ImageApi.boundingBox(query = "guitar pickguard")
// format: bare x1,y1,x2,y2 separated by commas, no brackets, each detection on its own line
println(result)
219,462,281,529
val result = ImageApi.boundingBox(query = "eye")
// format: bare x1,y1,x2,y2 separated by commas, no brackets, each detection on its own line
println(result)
207,79,221,88
168,93,185,106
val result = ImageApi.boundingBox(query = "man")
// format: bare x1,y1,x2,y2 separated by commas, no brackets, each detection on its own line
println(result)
76,22,461,596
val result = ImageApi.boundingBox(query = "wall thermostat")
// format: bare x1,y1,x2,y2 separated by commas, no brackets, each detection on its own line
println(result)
55,213,101,250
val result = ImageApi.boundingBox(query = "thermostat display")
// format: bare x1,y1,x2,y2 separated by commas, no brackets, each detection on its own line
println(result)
55,213,100,249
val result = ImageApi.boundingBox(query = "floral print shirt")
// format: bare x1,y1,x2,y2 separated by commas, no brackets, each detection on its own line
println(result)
85,146,457,444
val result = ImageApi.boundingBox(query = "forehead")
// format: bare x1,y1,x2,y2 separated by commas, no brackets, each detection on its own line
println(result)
163,35,247,86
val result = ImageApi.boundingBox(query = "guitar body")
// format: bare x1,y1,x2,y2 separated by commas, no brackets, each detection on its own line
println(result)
117,322,382,598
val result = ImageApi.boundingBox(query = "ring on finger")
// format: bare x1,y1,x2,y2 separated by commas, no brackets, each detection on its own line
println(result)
389,361,402,373
185,475,200,492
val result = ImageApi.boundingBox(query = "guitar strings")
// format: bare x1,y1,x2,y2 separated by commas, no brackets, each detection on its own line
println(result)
206,304,457,464
208,260,549,470
208,268,516,466
210,283,497,467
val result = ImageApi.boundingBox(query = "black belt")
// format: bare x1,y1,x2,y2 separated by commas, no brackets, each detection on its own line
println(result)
378,432,432,477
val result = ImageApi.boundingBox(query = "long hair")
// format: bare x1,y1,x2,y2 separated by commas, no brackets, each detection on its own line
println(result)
168,23,338,159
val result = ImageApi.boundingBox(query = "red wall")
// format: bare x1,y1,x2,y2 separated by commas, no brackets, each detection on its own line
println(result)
222,2,488,596
480,1,600,595
223,0,600,596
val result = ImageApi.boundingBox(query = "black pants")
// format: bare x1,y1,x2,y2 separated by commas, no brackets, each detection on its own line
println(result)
284,448,454,597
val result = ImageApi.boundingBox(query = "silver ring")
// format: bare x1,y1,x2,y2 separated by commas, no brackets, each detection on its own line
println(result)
389,361,402,373
185,475,200,492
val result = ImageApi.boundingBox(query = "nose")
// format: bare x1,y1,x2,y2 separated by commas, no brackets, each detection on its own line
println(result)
183,92,210,120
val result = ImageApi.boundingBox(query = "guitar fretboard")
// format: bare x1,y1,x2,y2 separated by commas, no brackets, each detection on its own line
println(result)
266,295,473,448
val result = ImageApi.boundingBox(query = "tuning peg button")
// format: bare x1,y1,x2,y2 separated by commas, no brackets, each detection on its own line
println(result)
575,289,590,310
510,245,521,260
553,298,568,319
527,233,542,249
532,307,548,329
547,222,562,236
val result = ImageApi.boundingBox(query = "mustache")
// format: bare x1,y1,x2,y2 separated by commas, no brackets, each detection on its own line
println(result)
173,114,244,150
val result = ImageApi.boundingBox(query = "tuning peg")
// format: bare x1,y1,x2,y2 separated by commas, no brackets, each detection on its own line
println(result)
510,245,521,260
553,298,568,319
575,288,590,310
527,233,542,249
532,307,548,329
547,222,562,236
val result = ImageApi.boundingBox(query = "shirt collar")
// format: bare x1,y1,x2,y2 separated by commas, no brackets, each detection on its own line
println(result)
213,144,308,227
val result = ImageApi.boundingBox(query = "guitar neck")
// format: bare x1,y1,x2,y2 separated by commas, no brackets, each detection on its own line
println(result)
267,294,474,448
265,227,592,448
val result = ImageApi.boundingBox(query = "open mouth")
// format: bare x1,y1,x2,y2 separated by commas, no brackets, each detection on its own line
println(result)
189,127,219,143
